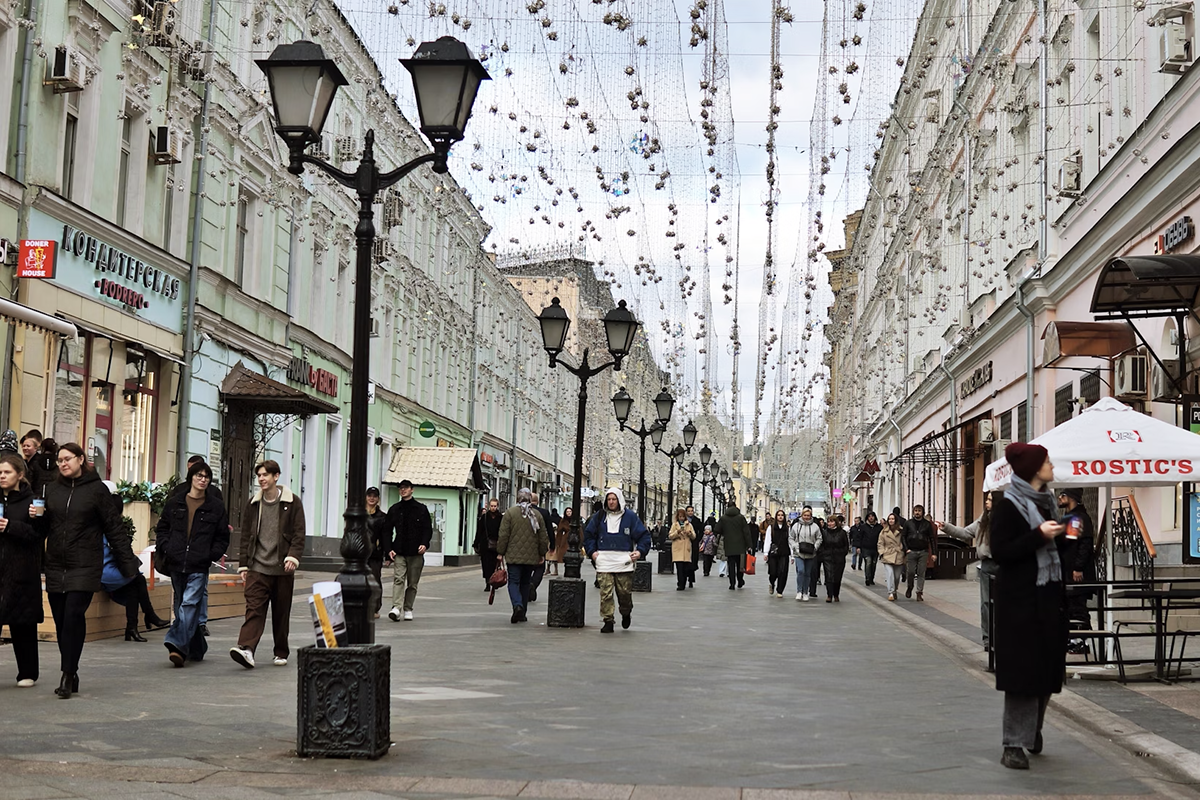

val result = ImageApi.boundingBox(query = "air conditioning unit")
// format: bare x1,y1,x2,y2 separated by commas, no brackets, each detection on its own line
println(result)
1058,156,1081,197
0,238,16,266
306,136,328,161
1160,20,1194,74
1151,362,1180,402
149,0,177,47
1114,351,1149,399
369,317,381,337
334,136,357,165
184,40,213,80
152,125,182,165
924,101,940,124
978,418,994,444
371,238,395,263
992,438,1011,459
45,47,84,93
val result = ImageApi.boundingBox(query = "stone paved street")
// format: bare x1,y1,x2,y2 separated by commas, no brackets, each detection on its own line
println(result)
0,564,1196,800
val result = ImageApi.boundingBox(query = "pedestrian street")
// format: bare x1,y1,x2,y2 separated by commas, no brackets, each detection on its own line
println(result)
0,565,1186,800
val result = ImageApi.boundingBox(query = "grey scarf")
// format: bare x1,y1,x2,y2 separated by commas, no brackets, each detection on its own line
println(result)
1006,474,1062,586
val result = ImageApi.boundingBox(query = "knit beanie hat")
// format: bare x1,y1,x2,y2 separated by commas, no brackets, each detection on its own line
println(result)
1005,442,1049,482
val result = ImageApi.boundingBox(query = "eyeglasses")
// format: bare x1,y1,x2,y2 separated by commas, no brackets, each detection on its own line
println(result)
56,455,80,464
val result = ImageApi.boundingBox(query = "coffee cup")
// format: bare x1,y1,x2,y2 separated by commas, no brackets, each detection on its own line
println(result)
31,498,45,517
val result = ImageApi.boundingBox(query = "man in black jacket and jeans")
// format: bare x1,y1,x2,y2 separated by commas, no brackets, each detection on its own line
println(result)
902,504,935,601
473,498,503,591
386,479,432,622
859,512,882,586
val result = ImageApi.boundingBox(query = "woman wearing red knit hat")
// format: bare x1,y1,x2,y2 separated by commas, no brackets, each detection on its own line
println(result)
990,442,1067,770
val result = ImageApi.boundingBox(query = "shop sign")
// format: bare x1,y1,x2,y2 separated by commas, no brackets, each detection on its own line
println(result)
59,224,182,304
959,360,993,400
480,452,494,465
286,356,338,398
418,421,436,438
1155,216,1194,254
18,239,57,278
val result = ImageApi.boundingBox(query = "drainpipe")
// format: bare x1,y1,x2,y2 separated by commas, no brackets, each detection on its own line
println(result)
887,407,903,511
175,0,219,477
1015,277,1036,440
939,359,958,429
4,0,39,428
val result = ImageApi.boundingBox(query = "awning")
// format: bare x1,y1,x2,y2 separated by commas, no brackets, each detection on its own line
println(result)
220,360,338,416
1042,321,1137,365
127,342,186,366
0,298,77,338
893,414,989,468
383,446,485,491
1091,255,1200,319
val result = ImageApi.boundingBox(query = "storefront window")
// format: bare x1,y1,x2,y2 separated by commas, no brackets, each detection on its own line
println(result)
52,336,87,446
119,352,158,483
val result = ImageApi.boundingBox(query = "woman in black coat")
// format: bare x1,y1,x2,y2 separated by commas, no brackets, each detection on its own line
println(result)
990,442,1067,770
820,516,850,602
43,443,141,698
0,454,47,687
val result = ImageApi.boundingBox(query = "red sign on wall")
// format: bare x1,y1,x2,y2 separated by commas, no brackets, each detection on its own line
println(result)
18,240,57,278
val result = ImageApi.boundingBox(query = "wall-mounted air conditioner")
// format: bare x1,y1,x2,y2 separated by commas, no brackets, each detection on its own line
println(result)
152,125,182,165
1160,19,1194,74
1114,351,1149,399
1058,155,1082,197
45,47,85,93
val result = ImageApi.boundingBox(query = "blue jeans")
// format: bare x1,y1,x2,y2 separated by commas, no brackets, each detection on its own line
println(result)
199,582,209,625
165,573,208,661
794,557,816,595
506,563,538,609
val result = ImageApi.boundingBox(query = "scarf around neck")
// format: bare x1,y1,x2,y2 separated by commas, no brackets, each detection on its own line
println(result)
1006,473,1062,586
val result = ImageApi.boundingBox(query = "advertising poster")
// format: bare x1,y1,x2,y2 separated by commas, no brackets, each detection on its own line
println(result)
1185,397,1200,563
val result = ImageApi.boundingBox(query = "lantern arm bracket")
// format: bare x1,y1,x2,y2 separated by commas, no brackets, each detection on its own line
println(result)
553,347,616,381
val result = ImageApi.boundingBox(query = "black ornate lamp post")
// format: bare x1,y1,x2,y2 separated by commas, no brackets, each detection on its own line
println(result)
612,386,674,520
538,297,639,627
259,36,487,760
653,423,693,574
257,36,488,646
683,460,702,506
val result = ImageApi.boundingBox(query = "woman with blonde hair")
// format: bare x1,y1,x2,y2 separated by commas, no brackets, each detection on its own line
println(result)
878,513,907,601
667,507,696,590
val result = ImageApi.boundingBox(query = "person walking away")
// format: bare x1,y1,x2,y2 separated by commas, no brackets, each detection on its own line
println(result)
859,512,882,586
991,442,1067,770
1056,487,1095,652
668,508,695,590
496,488,547,623
699,525,716,576
549,506,572,575
474,498,503,591
155,460,228,666
821,516,850,602
230,460,305,669
878,514,906,601
715,502,750,590
101,482,169,642
0,454,47,687
43,443,141,698
687,505,702,585
745,515,759,558
528,492,554,597
365,487,388,617
765,509,790,596
902,504,935,600
386,479,432,622
848,516,863,571
583,488,650,632
789,506,822,601
937,492,997,649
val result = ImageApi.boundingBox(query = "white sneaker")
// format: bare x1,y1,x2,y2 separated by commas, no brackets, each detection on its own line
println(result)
403,610,414,621
16,679,35,688
388,606,401,621
273,656,288,666
229,647,255,669
796,592,804,601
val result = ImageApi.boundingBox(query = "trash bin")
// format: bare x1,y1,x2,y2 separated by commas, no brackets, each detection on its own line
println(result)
930,536,975,580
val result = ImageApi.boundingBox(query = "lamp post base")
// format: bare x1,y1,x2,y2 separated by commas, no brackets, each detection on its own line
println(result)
657,549,674,575
546,576,586,627
297,644,390,759
632,560,652,592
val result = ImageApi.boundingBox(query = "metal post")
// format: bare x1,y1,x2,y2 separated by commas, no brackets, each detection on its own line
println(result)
638,423,647,520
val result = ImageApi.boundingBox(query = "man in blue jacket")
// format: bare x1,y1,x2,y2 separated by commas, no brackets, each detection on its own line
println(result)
583,488,651,633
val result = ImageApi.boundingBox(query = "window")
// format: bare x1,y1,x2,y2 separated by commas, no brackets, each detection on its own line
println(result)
235,187,255,286
1054,383,1074,426
53,336,88,445
1081,371,1101,405
115,116,132,227
999,409,1012,440
1016,401,1028,442
119,351,158,482
162,163,175,249
63,93,80,200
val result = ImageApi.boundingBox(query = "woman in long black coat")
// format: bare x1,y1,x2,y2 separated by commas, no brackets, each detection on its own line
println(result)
43,443,141,698
0,454,47,687
990,442,1067,770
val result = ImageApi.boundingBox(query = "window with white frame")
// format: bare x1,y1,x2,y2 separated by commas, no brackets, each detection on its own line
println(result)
115,115,132,227
235,186,257,287
63,92,80,200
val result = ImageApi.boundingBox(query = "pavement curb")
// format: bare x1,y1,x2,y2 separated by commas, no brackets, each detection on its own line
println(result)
841,578,1200,786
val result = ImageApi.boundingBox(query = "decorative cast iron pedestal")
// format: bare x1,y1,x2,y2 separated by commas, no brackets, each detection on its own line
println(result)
632,559,652,592
657,549,674,575
297,644,391,759
546,576,586,627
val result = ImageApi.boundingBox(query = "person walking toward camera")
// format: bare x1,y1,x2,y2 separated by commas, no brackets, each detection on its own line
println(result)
230,460,305,669
386,479,432,622
902,504,935,601
474,498,503,591
0,454,47,687
765,509,790,596
789,506,822,601
44,444,141,698
496,488,547,623
991,442,1066,771
668,508,695,590
859,512,882,586
156,460,228,666
879,513,907,601
821,516,850,602
583,488,650,632
699,524,716,576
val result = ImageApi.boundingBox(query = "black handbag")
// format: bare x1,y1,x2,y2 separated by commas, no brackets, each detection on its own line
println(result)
797,541,815,557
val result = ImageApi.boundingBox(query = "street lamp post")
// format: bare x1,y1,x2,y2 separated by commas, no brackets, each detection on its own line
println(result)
259,36,487,760
612,386,674,521
654,431,693,574
538,297,639,627
683,461,701,507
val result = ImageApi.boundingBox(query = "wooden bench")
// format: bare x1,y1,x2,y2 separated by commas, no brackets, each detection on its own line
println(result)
34,575,245,642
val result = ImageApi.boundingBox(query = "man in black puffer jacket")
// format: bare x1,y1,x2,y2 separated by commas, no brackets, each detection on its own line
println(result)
902,504,936,601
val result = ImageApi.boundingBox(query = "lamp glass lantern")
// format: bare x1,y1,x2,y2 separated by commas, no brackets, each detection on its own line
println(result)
649,422,664,449
611,387,633,427
699,444,712,466
256,40,349,145
673,446,685,467
538,297,571,364
682,420,697,449
399,36,491,146
653,388,675,425
602,300,639,368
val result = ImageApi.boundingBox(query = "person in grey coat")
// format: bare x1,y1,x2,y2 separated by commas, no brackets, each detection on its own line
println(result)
937,492,997,649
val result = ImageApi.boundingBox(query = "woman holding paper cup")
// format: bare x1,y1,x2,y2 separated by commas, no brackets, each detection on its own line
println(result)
0,453,47,687
154,460,229,667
